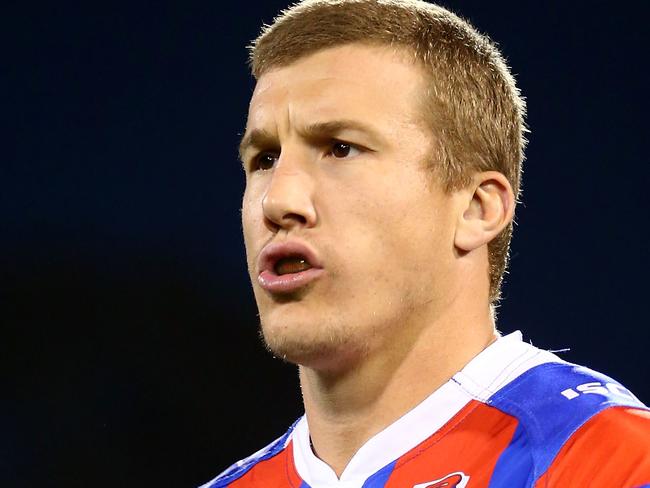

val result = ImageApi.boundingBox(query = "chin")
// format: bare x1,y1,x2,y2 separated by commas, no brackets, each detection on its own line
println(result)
259,315,367,370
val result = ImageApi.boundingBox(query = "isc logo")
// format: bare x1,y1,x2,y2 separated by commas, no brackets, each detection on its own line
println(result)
561,381,637,400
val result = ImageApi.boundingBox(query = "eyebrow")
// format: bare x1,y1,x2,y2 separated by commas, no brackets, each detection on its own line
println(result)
238,128,278,161
238,119,383,160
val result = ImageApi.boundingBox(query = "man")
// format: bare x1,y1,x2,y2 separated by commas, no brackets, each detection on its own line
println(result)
202,1,650,486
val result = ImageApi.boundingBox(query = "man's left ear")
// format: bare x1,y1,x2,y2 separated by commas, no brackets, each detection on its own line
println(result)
454,171,516,252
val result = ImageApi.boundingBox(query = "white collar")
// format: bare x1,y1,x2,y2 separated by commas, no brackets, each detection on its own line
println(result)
291,331,561,487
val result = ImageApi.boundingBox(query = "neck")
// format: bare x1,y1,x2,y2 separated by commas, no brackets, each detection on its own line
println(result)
299,305,497,477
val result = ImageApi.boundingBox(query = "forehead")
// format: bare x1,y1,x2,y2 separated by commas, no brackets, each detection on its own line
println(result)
246,43,427,133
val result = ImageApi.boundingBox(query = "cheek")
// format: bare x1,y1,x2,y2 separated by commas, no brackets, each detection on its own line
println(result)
241,180,265,227
337,179,451,279
241,187,264,263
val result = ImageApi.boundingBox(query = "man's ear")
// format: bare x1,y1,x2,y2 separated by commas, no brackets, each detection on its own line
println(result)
454,171,515,252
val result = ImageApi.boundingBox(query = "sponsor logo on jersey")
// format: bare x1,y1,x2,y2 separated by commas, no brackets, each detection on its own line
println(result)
560,381,638,401
412,471,470,488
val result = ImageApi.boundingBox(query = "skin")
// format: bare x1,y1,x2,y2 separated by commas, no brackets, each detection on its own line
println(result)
240,43,515,477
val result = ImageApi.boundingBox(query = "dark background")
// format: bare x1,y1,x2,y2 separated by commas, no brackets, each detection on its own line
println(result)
3,1,649,487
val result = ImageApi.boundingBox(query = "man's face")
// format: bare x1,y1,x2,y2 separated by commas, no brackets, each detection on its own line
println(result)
240,44,460,370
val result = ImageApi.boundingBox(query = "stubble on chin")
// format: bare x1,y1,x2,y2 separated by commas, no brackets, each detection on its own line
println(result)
257,314,370,369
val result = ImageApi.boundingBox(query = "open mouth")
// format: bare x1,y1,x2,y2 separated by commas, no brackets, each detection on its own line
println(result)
274,255,313,276
258,241,324,294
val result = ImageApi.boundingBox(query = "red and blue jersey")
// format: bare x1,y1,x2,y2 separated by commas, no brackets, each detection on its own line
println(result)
201,332,650,487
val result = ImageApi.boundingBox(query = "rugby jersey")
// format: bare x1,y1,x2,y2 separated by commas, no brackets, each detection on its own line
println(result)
201,331,650,487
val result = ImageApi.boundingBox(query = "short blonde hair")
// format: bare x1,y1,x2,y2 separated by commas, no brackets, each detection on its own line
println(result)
249,0,527,302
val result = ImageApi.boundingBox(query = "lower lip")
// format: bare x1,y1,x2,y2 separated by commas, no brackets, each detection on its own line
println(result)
258,268,324,294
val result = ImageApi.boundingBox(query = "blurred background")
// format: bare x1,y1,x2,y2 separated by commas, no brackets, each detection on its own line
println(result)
3,1,649,486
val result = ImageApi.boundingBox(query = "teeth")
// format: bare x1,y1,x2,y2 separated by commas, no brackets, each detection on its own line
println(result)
274,256,312,275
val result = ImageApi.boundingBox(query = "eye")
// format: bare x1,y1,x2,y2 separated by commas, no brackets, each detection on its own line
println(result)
330,141,361,159
252,152,279,171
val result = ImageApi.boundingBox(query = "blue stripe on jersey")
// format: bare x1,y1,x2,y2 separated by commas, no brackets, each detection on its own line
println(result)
487,362,647,485
201,418,300,488
361,460,396,488
487,423,534,487
299,481,312,488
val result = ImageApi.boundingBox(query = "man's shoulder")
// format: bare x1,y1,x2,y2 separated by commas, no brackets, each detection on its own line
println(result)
198,419,300,488
488,359,647,415
538,406,650,486
485,360,649,485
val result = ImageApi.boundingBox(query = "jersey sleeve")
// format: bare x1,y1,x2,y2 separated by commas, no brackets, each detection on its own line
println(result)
536,407,650,487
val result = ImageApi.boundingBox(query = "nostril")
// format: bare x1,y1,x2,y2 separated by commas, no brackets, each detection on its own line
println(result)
282,212,307,225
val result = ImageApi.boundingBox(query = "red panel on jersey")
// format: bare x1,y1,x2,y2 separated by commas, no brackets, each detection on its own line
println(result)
384,400,519,487
536,407,650,487
229,440,303,488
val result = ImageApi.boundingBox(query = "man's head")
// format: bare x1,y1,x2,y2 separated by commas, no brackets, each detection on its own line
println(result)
249,0,526,302
240,0,525,370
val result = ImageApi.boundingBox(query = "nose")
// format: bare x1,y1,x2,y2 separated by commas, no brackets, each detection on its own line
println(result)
262,158,317,231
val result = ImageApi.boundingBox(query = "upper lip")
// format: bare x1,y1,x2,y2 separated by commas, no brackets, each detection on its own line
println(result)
258,240,323,275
